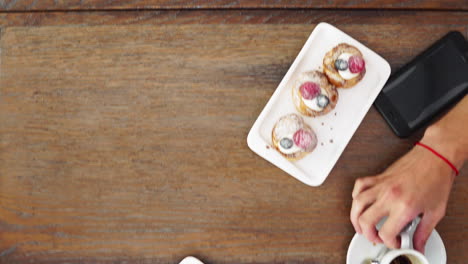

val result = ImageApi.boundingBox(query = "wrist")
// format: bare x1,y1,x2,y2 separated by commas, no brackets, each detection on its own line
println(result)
421,125,465,170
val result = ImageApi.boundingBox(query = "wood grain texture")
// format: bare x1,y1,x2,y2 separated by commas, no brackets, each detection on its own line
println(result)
0,0,467,11
1,9,468,28
0,16,467,264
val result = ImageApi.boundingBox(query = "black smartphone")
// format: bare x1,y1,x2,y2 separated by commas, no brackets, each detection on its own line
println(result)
374,31,468,138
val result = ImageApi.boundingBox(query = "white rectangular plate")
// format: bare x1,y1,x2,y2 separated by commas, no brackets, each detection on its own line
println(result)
247,22,391,186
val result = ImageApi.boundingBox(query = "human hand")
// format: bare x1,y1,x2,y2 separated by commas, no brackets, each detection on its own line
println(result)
350,140,456,253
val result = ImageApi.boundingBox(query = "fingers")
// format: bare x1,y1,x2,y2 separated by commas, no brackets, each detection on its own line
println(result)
352,176,378,199
413,211,444,253
379,209,417,249
351,188,379,234
358,201,387,244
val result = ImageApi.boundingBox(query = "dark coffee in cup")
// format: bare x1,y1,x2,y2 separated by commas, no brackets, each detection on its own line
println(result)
390,255,412,264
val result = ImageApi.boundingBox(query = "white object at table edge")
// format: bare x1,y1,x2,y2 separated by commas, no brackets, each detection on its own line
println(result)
179,256,205,264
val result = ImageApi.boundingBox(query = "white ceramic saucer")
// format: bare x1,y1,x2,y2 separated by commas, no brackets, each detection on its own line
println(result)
179,256,205,264
347,220,446,264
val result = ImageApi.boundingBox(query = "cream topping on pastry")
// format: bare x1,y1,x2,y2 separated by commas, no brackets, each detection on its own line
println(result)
302,88,329,111
277,135,302,154
337,53,359,80
296,74,329,112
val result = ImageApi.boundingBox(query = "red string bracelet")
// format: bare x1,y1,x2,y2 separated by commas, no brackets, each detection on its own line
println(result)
415,142,459,176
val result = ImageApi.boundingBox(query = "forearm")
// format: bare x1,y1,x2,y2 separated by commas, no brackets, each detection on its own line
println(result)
421,95,468,169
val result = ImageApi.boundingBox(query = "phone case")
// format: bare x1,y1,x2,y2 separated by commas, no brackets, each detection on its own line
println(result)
375,31,468,138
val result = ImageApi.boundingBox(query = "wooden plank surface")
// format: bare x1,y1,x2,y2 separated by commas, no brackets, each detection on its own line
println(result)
0,0,467,11
1,9,468,28
0,11,467,264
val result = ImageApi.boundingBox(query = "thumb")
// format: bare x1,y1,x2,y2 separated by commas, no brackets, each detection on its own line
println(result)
413,214,438,254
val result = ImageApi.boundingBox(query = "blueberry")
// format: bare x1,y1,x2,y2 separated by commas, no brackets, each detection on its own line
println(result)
280,138,293,149
317,94,329,108
334,59,348,71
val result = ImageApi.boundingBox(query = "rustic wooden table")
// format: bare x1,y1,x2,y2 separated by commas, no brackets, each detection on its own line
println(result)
0,1,467,263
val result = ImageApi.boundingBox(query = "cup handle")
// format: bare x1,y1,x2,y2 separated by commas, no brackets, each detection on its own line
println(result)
400,230,412,249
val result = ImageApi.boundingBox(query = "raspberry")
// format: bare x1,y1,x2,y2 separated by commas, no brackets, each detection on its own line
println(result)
299,82,320,100
293,129,314,150
348,55,365,73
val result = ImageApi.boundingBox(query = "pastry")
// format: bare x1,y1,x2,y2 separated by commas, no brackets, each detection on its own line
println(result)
272,113,317,160
323,43,366,88
292,70,338,117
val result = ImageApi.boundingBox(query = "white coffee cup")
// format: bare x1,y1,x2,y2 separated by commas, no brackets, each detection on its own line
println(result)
379,226,429,264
